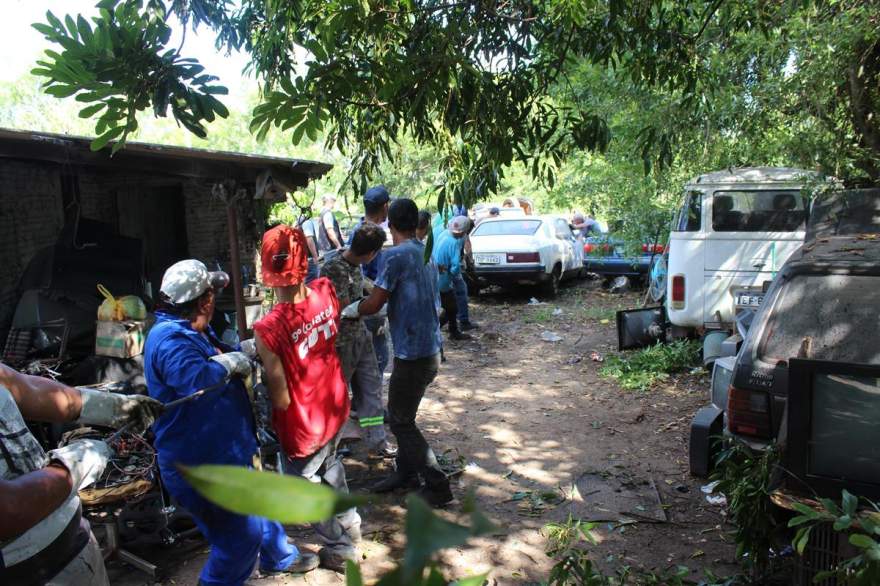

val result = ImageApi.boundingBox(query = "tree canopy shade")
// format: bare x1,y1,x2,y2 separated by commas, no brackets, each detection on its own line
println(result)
31,0,880,209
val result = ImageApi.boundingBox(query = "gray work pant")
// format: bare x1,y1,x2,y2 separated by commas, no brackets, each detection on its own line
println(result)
337,326,387,448
47,530,109,586
283,434,360,550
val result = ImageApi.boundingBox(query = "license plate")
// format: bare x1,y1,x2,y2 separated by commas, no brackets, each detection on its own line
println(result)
735,293,764,308
475,254,502,265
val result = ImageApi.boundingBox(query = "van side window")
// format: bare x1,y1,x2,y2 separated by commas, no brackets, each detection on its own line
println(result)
712,190,805,232
674,191,701,231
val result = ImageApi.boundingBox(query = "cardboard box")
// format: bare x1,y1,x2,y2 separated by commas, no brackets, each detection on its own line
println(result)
95,320,146,358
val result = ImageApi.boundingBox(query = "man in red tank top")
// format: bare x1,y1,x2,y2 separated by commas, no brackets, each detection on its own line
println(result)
253,224,359,572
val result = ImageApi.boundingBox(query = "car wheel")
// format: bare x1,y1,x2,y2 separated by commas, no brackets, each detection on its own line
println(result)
542,265,561,297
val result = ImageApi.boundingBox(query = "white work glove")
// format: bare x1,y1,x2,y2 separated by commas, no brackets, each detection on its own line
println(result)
78,388,164,431
49,439,112,491
210,351,253,379
376,303,388,319
341,300,362,319
240,338,257,359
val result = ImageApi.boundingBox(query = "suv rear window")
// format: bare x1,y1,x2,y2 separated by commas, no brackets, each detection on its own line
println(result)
472,219,541,237
758,274,880,365
712,190,805,232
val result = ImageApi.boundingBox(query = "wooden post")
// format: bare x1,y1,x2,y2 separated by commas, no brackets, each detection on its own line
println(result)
226,200,249,340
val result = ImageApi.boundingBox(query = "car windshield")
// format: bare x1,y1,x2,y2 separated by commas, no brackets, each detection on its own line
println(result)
472,219,541,236
758,274,880,364
712,190,805,232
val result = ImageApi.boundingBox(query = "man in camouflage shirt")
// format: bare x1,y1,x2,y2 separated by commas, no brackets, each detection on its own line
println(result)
320,222,395,457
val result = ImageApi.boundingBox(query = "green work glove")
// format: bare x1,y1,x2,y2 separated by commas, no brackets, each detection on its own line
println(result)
210,351,253,379
78,388,164,431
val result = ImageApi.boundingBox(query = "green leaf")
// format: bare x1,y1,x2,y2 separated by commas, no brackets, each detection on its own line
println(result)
843,490,859,516
45,85,79,98
90,125,125,151
833,515,853,532
179,465,365,524
793,526,812,555
424,226,434,265
78,103,106,118
849,533,878,550
401,494,492,582
788,515,816,528
791,503,820,519
31,23,57,37
345,560,363,586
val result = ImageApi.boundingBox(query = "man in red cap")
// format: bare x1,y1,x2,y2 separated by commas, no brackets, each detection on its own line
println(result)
252,225,359,572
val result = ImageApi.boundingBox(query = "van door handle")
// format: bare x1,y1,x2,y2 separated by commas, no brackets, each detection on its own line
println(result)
753,262,766,269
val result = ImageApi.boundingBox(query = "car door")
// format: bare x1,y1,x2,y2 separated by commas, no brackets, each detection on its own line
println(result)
555,219,577,271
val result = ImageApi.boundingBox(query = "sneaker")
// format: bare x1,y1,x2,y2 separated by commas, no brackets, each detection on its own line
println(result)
368,440,398,460
449,331,472,341
460,321,480,331
416,483,454,508
261,552,320,576
370,471,421,493
318,545,358,573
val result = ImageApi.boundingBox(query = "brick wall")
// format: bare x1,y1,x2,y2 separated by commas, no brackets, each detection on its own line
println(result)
0,161,266,349
0,161,65,341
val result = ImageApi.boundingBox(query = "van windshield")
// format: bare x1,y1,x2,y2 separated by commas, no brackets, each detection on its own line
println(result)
712,190,805,232
758,274,880,364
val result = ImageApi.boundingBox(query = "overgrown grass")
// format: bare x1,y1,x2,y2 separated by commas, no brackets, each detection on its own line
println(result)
599,339,701,391
524,306,556,324
579,305,620,322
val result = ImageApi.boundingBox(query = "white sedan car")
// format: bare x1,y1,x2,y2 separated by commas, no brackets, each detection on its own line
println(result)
469,215,584,296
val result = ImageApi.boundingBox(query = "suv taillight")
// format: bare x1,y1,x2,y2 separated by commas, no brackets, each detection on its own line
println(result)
507,252,540,263
671,275,685,309
727,386,772,439
584,243,594,253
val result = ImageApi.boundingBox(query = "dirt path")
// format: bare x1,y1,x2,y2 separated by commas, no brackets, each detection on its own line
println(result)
111,280,739,585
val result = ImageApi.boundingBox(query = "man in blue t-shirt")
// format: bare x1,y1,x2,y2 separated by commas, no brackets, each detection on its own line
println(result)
344,199,452,507
432,216,471,340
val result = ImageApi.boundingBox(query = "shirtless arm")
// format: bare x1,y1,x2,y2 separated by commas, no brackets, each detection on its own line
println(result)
0,465,73,541
254,333,291,411
0,362,82,422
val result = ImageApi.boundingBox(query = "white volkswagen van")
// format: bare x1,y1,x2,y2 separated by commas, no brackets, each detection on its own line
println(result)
666,167,819,332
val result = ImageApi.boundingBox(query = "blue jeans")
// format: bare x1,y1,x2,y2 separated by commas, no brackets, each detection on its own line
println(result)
364,316,389,374
163,469,299,585
452,273,470,324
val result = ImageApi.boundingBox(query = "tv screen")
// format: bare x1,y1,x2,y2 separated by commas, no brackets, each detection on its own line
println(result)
786,359,880,500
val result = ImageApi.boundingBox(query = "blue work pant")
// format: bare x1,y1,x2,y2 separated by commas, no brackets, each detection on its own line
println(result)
166,471,299,586
452,273,470,324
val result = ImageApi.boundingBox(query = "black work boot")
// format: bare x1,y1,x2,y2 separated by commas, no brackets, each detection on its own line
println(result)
370,471,421,493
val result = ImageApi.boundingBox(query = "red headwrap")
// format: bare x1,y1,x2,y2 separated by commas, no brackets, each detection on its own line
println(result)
261,224,309,287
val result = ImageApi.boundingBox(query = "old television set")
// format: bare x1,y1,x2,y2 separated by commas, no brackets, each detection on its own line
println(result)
785,359,880,500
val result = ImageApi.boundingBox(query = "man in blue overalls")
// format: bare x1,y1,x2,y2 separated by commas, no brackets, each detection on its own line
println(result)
144,260,318,586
